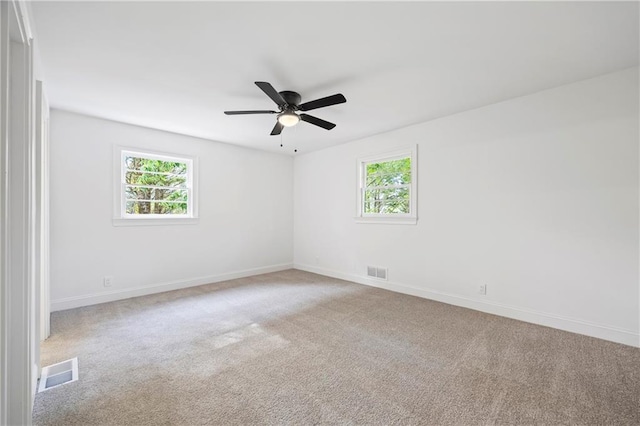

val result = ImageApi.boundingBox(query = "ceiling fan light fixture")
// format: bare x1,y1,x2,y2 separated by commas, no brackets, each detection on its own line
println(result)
224,82,345,135
277,111,300,127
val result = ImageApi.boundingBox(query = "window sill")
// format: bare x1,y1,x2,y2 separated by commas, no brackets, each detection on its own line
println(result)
113,217,199,227
354,216,417,225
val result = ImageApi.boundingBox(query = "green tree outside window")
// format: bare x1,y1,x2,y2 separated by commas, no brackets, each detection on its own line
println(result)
363,157,411,214
124,156,189,215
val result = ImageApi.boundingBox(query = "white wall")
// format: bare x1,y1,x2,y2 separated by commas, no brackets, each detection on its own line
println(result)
50,110,293,310
294,68,640,347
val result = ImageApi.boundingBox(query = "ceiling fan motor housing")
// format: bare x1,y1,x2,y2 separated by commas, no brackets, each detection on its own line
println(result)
279,90,302,109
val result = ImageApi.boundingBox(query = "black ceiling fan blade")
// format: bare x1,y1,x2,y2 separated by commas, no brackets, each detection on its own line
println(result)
224,110,277,115
300,113,336,130
270,121,284,136
255,81,286,108
298,93,346,112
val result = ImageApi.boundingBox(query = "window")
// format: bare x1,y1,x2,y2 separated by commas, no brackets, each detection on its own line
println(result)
357,147,417,224
114,148,197,225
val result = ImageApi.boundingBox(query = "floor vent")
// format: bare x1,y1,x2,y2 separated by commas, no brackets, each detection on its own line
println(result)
38,357,78,392
366,266,388,280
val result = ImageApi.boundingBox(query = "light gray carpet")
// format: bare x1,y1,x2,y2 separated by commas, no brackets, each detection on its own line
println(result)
34,270,639,425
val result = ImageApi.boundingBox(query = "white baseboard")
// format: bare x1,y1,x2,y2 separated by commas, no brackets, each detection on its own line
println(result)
294,263,640,348
51,263,294,312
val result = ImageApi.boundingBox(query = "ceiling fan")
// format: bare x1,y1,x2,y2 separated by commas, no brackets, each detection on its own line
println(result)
224,81,346,136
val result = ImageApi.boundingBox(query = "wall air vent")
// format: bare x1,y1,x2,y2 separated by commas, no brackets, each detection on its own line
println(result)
38,357,79,392
367,266,388,280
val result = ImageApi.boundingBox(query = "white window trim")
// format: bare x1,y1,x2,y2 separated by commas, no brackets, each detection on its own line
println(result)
355,145,418,225
113,146,198,226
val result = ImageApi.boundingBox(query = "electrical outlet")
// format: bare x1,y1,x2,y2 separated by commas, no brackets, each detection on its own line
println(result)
103,276,113,287
479,284,487,295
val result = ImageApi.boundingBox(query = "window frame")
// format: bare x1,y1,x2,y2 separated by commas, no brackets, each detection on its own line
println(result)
356,146,417,225
113,147,198,226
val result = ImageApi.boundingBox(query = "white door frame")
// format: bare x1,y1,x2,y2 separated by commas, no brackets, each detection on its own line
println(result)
36,80,50,341
0,1,37,424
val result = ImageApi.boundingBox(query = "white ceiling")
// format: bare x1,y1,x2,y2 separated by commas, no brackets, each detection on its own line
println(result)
31,1,639,155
